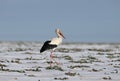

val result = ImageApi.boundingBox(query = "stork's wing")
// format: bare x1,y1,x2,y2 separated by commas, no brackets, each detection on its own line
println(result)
40,41,57,53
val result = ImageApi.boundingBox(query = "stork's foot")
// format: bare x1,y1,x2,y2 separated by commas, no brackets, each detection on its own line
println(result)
49,60,59,67
54,61,59,65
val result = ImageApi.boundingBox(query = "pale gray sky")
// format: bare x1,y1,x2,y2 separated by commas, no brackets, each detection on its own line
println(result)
0,0,120,42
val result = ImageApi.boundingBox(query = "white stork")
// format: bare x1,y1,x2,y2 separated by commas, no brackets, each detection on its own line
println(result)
40,28,65,65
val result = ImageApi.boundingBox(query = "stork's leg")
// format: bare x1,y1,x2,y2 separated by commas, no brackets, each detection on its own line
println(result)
50,51,53,66
50,50,59,66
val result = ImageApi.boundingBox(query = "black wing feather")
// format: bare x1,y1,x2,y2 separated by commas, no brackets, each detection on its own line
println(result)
40,41,57,53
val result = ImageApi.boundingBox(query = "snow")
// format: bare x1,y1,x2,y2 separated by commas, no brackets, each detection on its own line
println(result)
0,41,120,81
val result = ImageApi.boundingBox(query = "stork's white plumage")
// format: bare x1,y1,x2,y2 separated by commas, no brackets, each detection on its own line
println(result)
40,28,65,65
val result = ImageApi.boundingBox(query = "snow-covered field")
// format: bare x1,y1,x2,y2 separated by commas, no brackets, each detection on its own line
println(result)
0,41,120,81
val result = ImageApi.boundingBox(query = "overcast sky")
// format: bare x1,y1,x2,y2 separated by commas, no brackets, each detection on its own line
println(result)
0,0,120,42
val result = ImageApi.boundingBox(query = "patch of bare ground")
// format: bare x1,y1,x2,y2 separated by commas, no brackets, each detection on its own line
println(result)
46,66,64,71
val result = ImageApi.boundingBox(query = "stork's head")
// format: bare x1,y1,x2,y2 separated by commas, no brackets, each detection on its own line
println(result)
55,28,65,39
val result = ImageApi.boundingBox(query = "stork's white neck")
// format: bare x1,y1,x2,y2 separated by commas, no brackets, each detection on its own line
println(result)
49,37,62,45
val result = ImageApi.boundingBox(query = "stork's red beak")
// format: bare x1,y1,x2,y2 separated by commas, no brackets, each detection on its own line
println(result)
59,32,65,39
